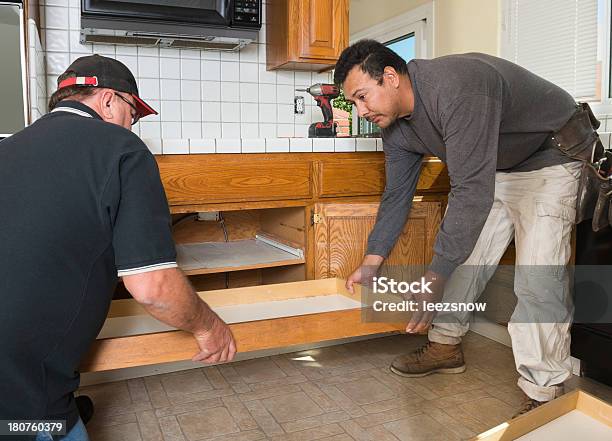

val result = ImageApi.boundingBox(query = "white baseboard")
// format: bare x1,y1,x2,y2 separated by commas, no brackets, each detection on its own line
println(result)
470,315,581,377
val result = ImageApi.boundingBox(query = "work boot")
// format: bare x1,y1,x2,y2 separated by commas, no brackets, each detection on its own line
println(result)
390,341,466,378
513,396,545,418
75,395,94,425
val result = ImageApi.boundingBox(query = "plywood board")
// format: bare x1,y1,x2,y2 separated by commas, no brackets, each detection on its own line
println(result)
515,410,612,440
473,390,612,441
176,239,305,275
99,294,362,339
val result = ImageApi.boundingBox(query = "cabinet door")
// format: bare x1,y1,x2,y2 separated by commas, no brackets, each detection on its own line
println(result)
313,200,441,279
298,0,348,61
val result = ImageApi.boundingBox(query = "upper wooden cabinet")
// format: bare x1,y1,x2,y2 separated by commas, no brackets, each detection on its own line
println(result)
266,0,350,71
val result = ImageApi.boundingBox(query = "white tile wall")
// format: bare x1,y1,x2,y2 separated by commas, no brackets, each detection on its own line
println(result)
36,1,372,155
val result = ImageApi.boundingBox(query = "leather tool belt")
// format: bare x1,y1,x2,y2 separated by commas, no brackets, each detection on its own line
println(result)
541,103,612,231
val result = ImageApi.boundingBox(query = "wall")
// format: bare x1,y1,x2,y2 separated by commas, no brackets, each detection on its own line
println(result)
350,0,500,57
37,0,365,154
434,0,499,56
350,0,430,34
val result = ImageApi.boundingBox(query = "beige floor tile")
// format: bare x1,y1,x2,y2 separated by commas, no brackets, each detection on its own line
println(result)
176,407,240,441
383,414,462,441
89,422,142,441
261,391,323,423
80,381,132,408
80,332,612,441
336,377,397,405
281,410,350,433
457,396,515,428
234,358,288,384
135,410,163,441
161,370,213,397
271,423,345,441
243,399,285,437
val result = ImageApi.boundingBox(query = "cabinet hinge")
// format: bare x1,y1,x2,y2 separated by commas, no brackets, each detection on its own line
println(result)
311,212,323,225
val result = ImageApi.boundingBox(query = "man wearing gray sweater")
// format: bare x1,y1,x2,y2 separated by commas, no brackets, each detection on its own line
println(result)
334,40,582,416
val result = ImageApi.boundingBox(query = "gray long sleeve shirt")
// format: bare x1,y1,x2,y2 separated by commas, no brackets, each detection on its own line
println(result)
367,53,578,277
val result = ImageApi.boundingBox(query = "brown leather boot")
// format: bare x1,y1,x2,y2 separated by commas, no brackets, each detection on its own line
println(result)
390,341,466,378
513,396,545,418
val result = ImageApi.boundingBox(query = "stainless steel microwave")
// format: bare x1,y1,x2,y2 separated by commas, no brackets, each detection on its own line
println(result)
80,0,262,51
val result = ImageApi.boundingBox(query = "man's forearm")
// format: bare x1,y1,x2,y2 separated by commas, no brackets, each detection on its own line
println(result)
123,268,219,335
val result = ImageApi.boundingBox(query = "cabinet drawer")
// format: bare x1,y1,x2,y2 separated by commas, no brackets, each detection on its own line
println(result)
318,158,386,197
81,279,404,372
318,158,449,197
157,155,312,205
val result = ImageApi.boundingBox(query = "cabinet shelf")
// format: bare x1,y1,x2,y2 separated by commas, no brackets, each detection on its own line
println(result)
176,235,305,276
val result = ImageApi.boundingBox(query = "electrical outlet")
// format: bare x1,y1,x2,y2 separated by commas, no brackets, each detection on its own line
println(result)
294,96,305,114
197,211,220,221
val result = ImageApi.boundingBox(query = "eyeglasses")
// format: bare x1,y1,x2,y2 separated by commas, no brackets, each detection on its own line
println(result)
114,92,140,125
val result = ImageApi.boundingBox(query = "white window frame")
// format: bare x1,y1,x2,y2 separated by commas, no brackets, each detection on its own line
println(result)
500,0,612,116
591,0,612,115
348,2,434,135
350,2,434,59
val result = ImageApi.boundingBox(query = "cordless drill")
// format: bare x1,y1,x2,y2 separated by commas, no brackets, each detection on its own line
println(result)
296,83,340,138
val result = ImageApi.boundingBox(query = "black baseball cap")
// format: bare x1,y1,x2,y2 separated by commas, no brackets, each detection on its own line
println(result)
57,54,157,118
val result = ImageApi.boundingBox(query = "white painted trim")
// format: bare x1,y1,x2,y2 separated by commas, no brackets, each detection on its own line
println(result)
470,314,512,347
470,314,582,377
350,2,435,59
18,6,28,127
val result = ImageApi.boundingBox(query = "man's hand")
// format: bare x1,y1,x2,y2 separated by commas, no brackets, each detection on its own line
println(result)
346,254,385,294
192,312,237,364
405,271,446,334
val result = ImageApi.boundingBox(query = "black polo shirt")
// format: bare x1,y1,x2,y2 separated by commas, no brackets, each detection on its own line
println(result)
0,101,177,433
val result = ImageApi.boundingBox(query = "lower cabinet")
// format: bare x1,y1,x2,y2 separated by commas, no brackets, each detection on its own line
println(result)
82,153,449,372
313,200,442,279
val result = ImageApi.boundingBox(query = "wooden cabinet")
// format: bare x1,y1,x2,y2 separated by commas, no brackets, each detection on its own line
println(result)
83,152,450,372
313,201,442,279
266,0,349,71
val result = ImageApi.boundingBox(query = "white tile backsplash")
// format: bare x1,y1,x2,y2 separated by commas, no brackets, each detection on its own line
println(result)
221,82,240,102
216,138,241,153
266,138,290,153
38,2,365,153
160,57,180,79
189,138,216,154
203,122,222,138
202,81,221,102
356,138,377,152
334,138,357,152
290,138,313,152
181,122,202,138
221,62,240,82
241,139,266,153
221,123,241,138
202,60,221,81
313,138,335,152
161,122,182,138
162,139,189,154
143,138,163,155
240,83,259,103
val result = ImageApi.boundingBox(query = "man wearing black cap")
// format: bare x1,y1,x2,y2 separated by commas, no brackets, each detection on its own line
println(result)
0,55,236,441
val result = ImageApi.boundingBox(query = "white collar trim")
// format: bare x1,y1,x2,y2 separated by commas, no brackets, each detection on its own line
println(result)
51,107,94,118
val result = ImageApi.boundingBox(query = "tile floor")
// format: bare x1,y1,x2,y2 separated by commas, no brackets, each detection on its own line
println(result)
79,332,612,441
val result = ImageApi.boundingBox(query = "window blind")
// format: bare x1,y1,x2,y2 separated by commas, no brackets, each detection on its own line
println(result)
501,0,599,100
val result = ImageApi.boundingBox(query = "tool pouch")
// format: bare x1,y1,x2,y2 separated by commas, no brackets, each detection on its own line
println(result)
546,103,611,230
545,103,603,162
576,162,612,231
